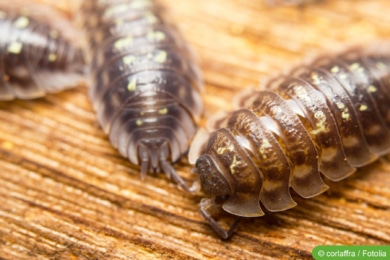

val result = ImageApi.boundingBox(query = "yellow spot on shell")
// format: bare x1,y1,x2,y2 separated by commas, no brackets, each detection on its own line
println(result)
114,36,133,50
48,53,57,62
217,147,225,154
145,12,157,23
230,155,241,174
259,139,272,159
311,72,321,84
338,73,348,79
341,109,350,120
7,41,23,54
123,55,136,65
271,106,283,115
294,85,311,103
330,66,339,73
359,104,368,111
154,50,167,63
136,119,143,126
158,108,168,115
310,111,328,135
336,102,345,109
349,62,360,71
127,79,137,91
147,30,165,41
216,144,234,154
314,111,325,119
349,62,364,73
367,85,377,93
14,16,29,28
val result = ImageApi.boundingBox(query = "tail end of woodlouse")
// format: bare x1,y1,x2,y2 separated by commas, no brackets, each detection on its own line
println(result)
138,140,193,192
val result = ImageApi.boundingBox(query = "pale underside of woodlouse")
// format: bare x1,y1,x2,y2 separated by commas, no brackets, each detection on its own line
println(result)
0,3,86,100
189,45,390,239
80,0,203,191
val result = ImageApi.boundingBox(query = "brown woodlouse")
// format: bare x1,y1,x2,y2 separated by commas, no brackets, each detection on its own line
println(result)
189,45,390,239
0,2,86,100
80,0,203,191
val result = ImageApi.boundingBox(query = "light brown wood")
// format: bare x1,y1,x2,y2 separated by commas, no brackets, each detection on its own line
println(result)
1,0,390,259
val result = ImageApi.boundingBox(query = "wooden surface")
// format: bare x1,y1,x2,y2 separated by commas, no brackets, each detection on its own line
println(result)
1,0,390,259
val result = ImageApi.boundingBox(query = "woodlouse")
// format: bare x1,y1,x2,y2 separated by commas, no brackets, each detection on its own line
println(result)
189,45,390,239
80,0,203,190
0,3,86,100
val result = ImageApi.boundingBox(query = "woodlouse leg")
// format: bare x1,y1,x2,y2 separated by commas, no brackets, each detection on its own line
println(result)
139,143,152,180
160,160,192,192
139,141,193,192
200,198,242,239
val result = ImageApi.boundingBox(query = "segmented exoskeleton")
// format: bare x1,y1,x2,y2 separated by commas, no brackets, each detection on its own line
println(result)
190,45,390,239
0,3,86,100
80,0,203,190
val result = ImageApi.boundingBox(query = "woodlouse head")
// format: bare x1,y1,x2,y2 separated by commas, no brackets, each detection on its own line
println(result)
195,154,232,197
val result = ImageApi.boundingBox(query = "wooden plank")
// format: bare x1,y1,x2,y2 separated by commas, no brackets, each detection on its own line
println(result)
0,0,390,259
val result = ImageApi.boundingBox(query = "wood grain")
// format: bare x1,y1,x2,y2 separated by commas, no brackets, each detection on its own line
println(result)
1,0,390,259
